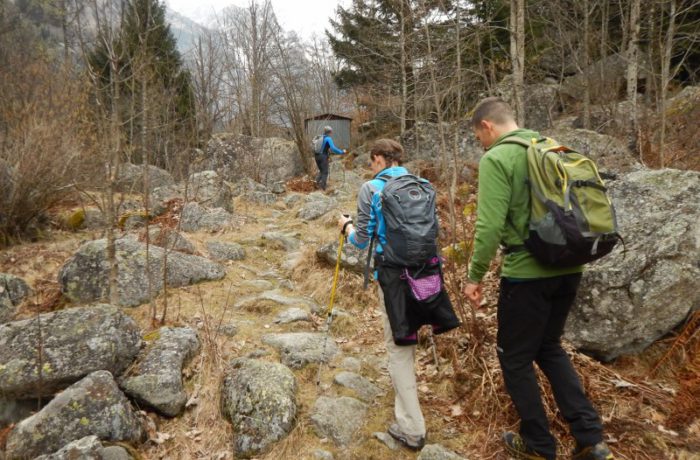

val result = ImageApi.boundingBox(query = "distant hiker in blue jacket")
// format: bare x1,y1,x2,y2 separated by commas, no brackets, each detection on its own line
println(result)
315,126,346,190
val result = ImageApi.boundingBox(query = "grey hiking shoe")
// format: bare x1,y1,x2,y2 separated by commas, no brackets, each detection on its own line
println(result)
572,442,615,460
388,423,425,451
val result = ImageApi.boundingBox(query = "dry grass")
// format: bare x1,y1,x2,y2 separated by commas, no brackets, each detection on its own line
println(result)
1,180,698,460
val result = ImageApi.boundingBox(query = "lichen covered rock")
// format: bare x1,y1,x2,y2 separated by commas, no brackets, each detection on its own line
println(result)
58,237,225,307
0,305,141,399
5,371,145,458
221,358,297,458
566,168,700,360
119,327,199,417
0,273,31,324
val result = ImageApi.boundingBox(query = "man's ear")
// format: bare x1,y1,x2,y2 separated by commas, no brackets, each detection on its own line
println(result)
479,119,493,132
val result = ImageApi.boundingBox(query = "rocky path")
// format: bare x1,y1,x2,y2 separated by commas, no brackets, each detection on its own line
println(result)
0,164,467,459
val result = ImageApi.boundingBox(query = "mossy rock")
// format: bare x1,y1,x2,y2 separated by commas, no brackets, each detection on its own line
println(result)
60,209,85,231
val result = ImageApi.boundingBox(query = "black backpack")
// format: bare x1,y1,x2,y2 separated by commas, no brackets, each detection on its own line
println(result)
378,174,439,267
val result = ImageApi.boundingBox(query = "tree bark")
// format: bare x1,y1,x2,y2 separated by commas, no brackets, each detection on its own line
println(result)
107,55,120,306
659,0,676,168
582,0,591,130
510,0,525,126
626,0,641,144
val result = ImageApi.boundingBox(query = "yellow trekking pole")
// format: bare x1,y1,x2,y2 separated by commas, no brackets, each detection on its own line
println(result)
324,232,344,320
317,219,349,386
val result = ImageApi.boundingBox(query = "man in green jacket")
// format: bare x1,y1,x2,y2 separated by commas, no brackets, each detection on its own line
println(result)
463,97,614,460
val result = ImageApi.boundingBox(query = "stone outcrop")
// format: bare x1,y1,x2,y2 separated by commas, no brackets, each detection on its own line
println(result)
560,53,650,105
58,237,225,307
401,121,483,163
34,436,133,460
221,358,297,458
333,372,382,402
297,193,337,221
201,134,305,186
495,76,562,131
119,327,199,417
146,226,196,254
0,273,31,323
179,201,234,232
316,240,369,274
548,127,640,173
0,305,141,399
206,241,246,261
151,170,234,213
5,371,145,458
116,163,174,194
565,168,700,361
262,332,338,369
310,396,367,446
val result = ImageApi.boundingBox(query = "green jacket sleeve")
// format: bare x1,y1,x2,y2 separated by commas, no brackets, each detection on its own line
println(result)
468,152,512,282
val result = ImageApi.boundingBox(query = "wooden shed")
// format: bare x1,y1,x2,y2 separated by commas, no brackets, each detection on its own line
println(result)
305,113,353,150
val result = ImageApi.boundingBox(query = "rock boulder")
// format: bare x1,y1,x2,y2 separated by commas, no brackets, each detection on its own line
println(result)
119,327,199,417
0,304,141,399
207,241,246,261
316,240,369,274
221,358,297,457
5,371,145,458
548,127,640,173
262,332,338,369
180,202,235,232
0,273,32,323
202,134,305,186
565,168,700,361
116,163,174,194
310,396,367,446
58,237,225,307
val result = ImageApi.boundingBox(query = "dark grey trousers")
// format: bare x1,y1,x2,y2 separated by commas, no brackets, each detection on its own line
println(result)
314,153,329,190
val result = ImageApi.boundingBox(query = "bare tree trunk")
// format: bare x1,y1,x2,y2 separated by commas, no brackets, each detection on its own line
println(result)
510,0,525,126
399,0,407,135
60,0,70,62
107,55,120,305
419,0,456,233
626,0,641,144
582,0,591,130
659,0,676,168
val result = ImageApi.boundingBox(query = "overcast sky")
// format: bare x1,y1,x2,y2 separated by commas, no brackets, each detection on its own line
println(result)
165,0,347,39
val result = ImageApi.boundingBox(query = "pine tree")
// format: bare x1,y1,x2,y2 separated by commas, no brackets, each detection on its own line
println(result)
89,0,195,168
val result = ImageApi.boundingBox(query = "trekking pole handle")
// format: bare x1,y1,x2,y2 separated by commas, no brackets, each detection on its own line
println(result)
341,214,353,235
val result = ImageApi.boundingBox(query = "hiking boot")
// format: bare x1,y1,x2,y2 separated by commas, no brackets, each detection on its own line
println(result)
502,432,547,460
572,442,615,460
388,423,425,450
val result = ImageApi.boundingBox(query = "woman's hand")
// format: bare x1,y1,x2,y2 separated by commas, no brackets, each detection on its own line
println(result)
338,214,353,235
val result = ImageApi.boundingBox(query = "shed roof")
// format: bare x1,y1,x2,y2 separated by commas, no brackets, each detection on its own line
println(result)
304,113,353,122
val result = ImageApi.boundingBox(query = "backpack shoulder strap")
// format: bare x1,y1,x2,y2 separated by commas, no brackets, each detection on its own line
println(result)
499,136,541,148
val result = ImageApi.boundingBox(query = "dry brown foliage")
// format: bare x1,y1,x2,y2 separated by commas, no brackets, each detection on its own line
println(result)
0,51,99,246
286,176,317,193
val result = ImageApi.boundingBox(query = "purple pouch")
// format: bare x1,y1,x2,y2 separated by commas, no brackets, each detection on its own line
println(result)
402,257,442,301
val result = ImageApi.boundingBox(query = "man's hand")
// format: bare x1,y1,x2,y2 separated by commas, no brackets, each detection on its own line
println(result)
463,281,483,307
337,214,353,235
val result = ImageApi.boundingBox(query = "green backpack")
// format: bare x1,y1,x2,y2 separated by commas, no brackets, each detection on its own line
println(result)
503,136,621,267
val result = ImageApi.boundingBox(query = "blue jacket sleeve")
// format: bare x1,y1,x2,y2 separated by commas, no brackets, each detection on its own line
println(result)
348,182,376,249
324,137,344,155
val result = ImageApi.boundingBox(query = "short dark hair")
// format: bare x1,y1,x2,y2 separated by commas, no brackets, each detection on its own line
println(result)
370,139,404,165
471,97,515,127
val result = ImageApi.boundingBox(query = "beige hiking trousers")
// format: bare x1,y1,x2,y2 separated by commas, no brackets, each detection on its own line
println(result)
378,287,426,437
